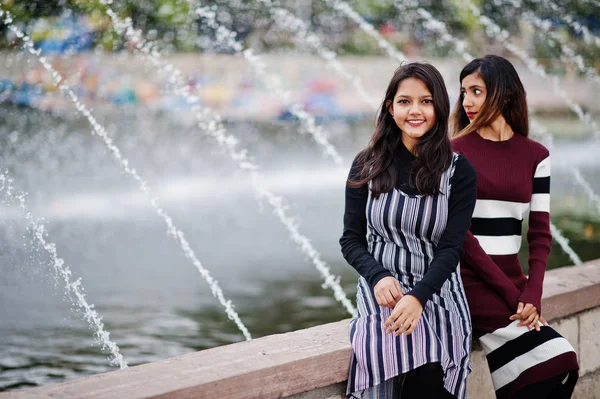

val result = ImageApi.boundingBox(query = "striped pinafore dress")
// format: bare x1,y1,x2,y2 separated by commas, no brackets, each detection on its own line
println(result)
347,155,472,399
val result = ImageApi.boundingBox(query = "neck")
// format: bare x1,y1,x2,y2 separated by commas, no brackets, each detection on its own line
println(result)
402,134,418,155
478,117,514,142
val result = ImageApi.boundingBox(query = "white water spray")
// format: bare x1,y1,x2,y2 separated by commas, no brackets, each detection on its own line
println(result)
0,8,252,341
196,5,344,164
324,0,408,64
254,1,378,110
94,2,357,316
457,0,600,136
0,172,127,368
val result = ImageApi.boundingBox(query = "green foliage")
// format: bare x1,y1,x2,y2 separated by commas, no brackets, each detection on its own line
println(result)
1,0,63,20
96,28,121,51
0,0,599,63
155,0,189,25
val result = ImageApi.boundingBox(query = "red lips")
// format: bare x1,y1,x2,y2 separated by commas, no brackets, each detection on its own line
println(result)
466,112,477,119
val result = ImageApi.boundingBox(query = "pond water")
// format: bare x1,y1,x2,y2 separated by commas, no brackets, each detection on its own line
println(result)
0,105,598,391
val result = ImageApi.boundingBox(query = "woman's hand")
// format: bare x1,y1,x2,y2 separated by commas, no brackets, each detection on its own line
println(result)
373,276,403,308
509,302,547,331
384,295,423,336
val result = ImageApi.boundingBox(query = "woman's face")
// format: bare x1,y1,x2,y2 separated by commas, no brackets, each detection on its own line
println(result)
461,72,487,121
388,77,436,146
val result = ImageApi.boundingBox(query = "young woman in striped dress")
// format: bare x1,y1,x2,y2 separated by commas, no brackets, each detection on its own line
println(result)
451,55,579,398
340,62,477,398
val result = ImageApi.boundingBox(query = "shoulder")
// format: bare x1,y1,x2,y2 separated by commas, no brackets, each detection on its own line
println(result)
448,154,477,201
451,134,480,158
348,149,369,179
453,153,476,178
451,135,470,154
352,148,370,164
350,149,369,169
516,135,550,162
450,153,477,185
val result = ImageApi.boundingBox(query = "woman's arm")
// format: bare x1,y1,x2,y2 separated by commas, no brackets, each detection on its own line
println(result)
340,155,393,288
520,152,552,314
407,156,477,305
461,231,522,309
451,140,522,309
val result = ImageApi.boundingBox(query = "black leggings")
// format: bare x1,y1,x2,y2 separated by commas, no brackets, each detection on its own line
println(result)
351,362,456,399
402,363,456,399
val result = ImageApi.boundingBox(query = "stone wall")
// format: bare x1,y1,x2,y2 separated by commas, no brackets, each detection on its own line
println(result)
2,260,600,399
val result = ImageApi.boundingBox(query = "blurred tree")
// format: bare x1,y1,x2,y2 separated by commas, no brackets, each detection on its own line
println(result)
0,0,598,63
1,0,64,19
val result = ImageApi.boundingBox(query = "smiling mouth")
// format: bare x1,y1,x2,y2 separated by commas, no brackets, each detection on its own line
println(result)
407,120,425,127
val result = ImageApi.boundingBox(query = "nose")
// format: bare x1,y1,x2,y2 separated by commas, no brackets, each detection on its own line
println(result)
409,102,422,115
463,93,473,108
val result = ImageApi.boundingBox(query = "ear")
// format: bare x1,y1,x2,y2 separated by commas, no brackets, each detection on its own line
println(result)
385,100,393,116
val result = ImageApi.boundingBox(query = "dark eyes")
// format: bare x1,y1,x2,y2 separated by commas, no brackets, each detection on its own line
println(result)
397,99,433,104
461,89,482,97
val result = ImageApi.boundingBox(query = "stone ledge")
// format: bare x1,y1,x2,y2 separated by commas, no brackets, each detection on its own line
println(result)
573,369,600,399
1,321,351,399
3,260,600,399
579,307,600,375
542,259,600,321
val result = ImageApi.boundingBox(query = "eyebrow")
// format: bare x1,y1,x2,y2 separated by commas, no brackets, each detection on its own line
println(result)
461,85,484,90
395,94,433,99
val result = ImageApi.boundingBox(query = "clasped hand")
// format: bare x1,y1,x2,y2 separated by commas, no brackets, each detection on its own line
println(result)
384,295,423,336
373,276,403,308
374,277,422,335
509,302,549,331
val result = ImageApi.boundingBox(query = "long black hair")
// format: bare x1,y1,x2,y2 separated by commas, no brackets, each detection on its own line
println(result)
452,55,529,138
349,62,453,198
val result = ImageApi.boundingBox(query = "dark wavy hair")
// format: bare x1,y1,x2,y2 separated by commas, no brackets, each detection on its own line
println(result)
451,55,529,138
348,62,453,198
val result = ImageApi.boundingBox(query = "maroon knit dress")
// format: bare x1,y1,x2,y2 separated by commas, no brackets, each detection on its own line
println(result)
453,132,579,398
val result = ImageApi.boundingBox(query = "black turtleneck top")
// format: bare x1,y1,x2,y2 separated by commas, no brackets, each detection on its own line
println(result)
339,141,477,306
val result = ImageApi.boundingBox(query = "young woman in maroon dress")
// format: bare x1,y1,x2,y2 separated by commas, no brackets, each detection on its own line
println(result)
451,55,579,398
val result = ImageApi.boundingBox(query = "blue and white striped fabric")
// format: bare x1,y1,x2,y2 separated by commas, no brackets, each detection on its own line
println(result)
347,154,472,399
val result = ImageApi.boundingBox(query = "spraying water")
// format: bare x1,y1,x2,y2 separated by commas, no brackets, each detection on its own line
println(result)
579,0,600,8
0,172,127,368
255,0,378,110
571,168,600,216
528,0,600,48
93,1,357,316
324,0,408,64
550,224,582,265
456,0,600,136
516,9,600,87
196,5,344,164
414,8,473,62
0,8,253,341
